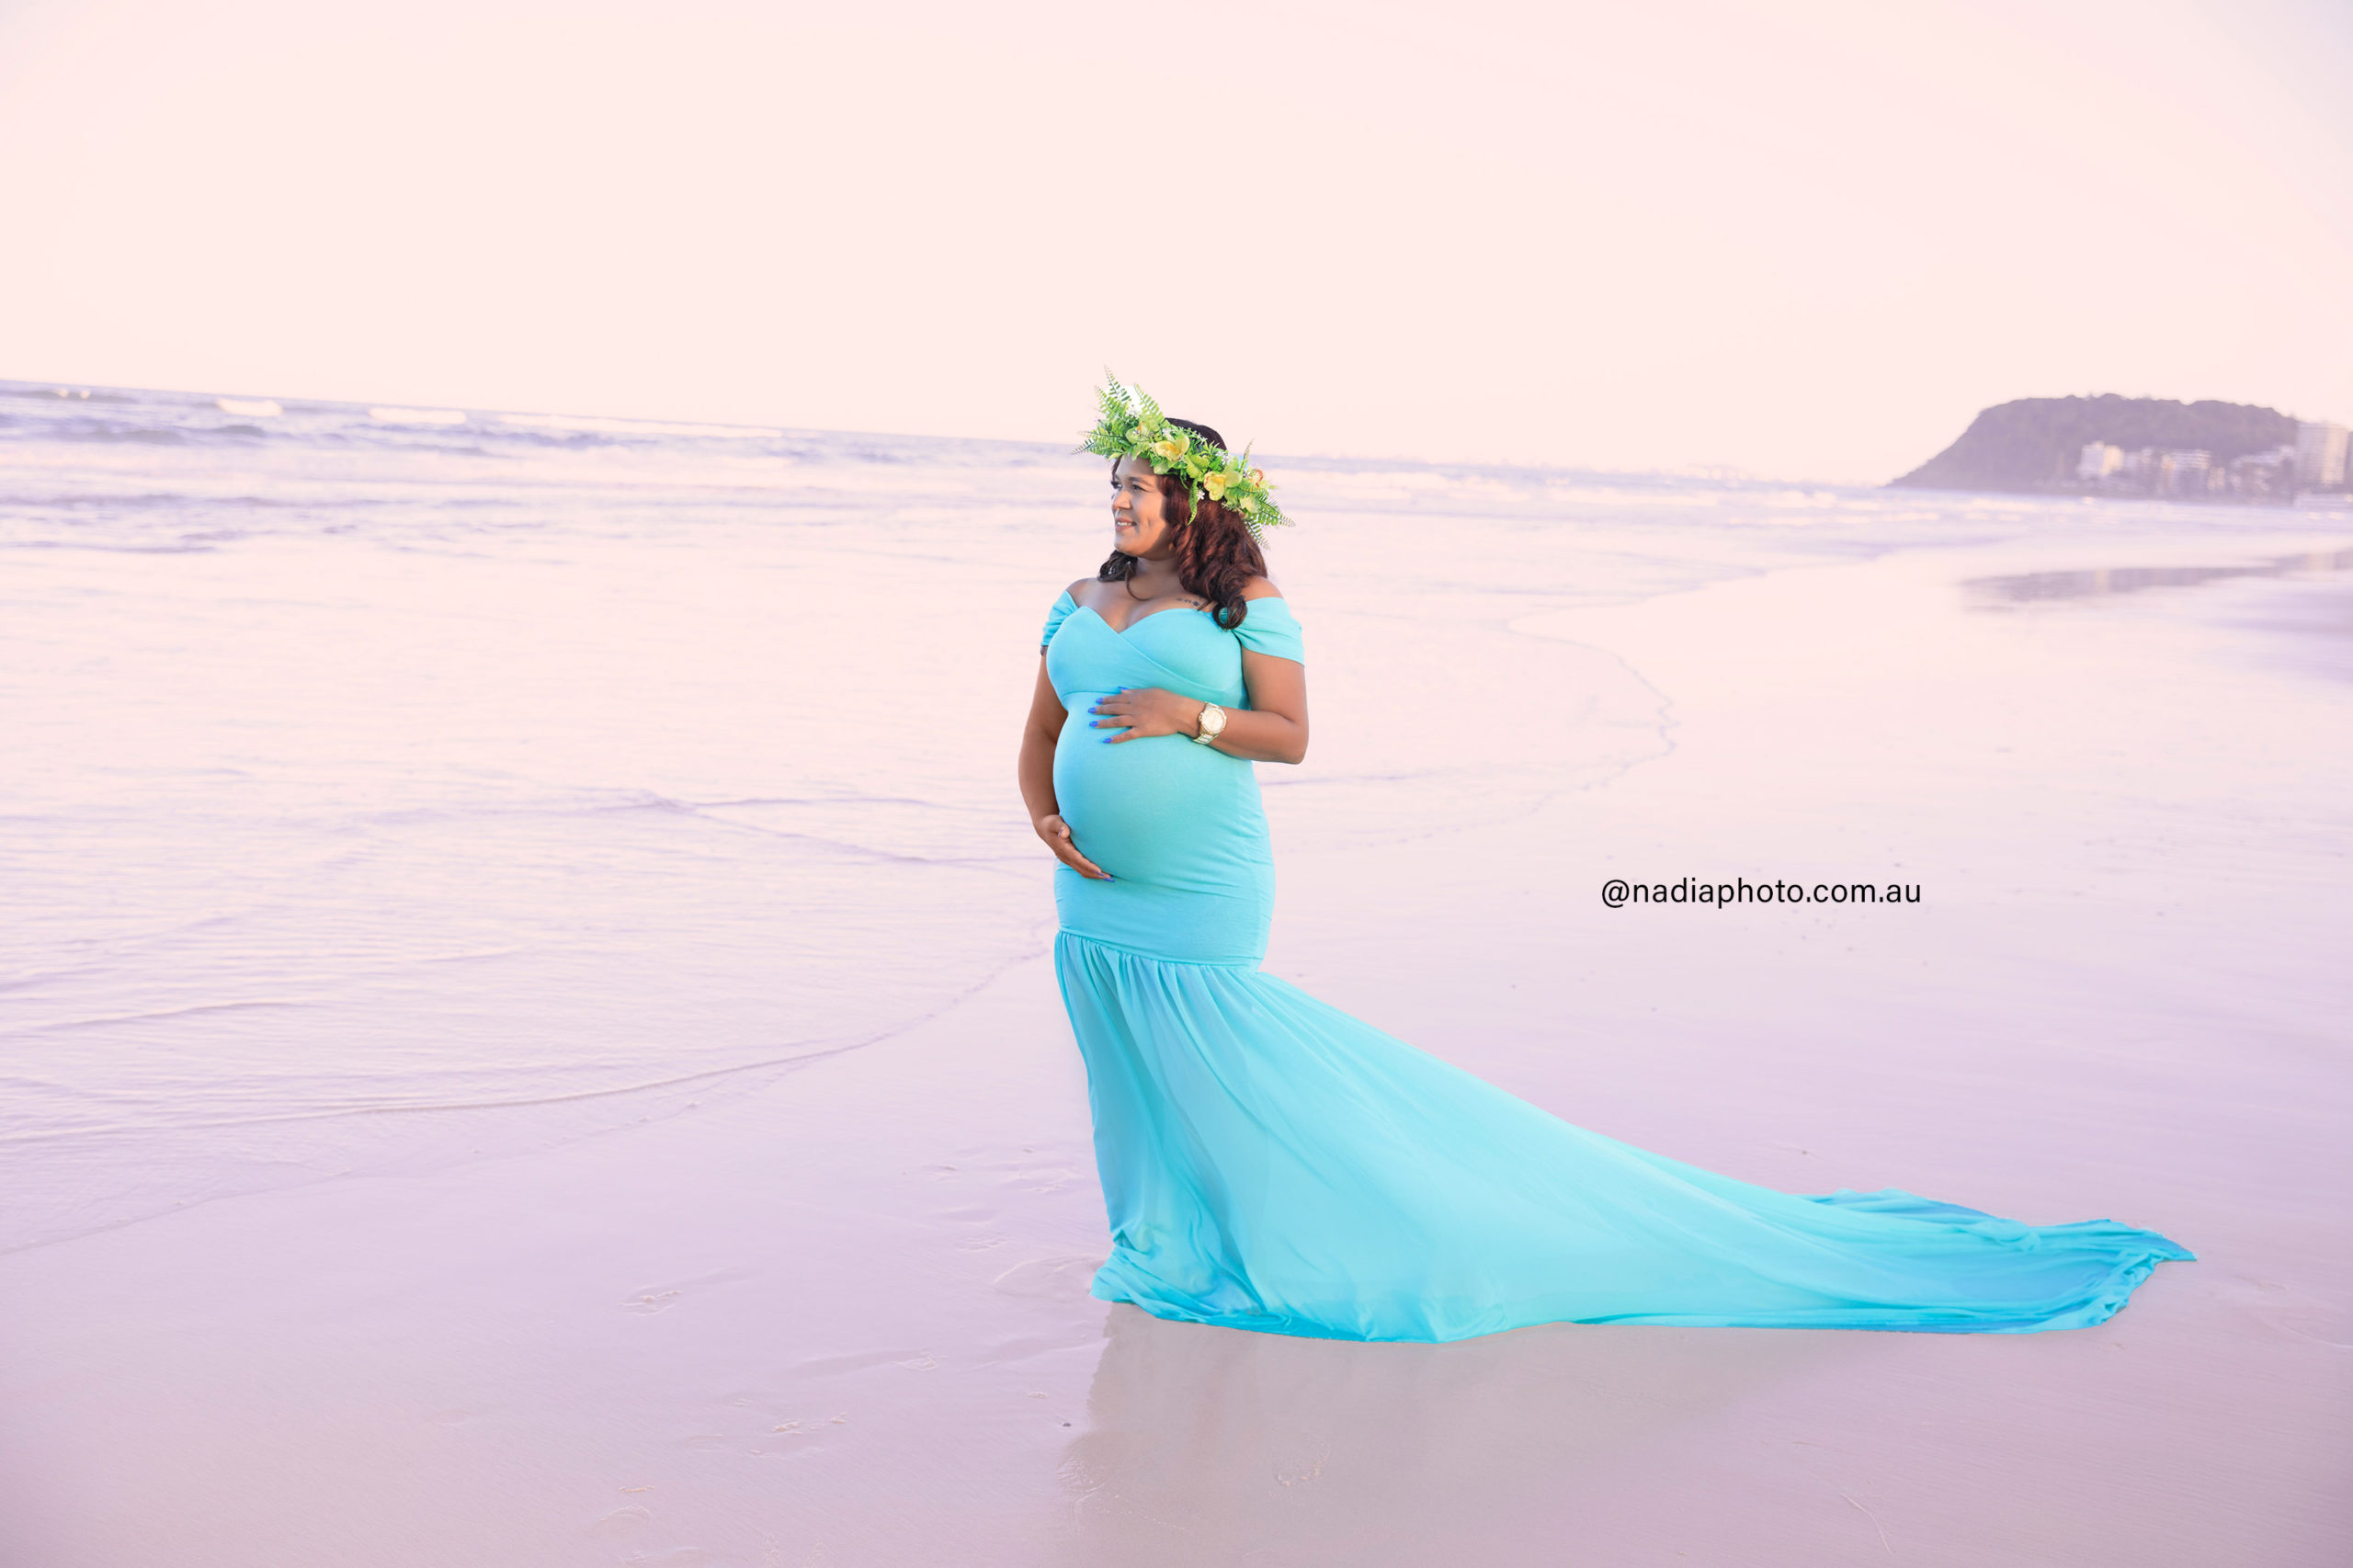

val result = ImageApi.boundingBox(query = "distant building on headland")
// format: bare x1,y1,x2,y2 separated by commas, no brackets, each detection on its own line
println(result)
1892,394,2345,501
2076,442,2123,482
2295,420,2349,490
2074,437,2311,499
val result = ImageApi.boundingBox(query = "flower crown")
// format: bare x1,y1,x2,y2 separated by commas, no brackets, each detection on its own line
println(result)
1080,375,1290,540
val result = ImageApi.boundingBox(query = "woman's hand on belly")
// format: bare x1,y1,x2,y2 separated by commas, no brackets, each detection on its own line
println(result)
1089,686,1206,744
1035,812,1111,880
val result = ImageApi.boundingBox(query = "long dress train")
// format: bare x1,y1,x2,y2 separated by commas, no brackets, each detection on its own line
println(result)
1041,590,2188,1343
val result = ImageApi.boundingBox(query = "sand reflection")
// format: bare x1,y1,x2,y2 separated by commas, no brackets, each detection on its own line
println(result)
1054,1304,1832,1563
1966,545,2353,606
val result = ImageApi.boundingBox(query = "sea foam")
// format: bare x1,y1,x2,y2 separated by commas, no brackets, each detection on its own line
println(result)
370,406,468,426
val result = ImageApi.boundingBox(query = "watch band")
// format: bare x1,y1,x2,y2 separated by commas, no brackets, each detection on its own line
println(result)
1192,702,1227,744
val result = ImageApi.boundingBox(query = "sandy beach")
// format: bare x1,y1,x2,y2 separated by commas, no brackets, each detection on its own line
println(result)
2,390,2348,1564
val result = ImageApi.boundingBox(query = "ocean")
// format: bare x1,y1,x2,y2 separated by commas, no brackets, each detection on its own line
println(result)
5,376,2347,1254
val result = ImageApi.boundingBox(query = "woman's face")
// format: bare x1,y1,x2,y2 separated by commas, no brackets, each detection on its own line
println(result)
1110,457,1181,560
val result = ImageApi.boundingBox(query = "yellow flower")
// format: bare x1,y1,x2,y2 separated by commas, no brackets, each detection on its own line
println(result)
1150,436,1188,463
1203,470,1231,500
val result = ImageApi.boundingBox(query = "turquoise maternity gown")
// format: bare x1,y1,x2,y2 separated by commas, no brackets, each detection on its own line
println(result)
1041,589,2188,1342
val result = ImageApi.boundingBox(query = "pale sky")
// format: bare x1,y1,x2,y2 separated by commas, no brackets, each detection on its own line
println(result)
4,0,2349,481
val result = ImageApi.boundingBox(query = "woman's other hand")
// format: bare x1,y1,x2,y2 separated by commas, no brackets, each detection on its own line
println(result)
1035,813,1110,880
1088,687,1205,744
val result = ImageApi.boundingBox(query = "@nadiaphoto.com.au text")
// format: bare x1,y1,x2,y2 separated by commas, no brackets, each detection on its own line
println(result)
1601,878,1923,909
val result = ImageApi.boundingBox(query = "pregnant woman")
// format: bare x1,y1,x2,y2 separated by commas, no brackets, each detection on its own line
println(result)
1015,379,2188,1343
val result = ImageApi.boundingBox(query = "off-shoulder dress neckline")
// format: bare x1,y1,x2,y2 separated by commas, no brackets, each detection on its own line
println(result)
1061,591,1288,638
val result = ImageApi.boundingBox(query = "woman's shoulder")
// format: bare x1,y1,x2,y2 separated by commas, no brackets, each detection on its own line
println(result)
1041,578,1093,647
1235,578,1291,621
1229,578,1303,658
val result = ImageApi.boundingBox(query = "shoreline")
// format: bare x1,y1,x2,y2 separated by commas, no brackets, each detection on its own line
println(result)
3,465,2347,1562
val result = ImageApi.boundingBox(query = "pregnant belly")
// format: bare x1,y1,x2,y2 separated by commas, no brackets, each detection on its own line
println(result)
1052,706,1264,890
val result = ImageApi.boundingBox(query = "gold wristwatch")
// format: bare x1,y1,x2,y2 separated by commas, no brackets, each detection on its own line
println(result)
1192,702,1228,745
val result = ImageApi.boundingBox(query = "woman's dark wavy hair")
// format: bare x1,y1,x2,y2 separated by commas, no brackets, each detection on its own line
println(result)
1098,416,1267,630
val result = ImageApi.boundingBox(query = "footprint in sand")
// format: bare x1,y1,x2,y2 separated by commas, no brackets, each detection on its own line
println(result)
2226,1278,2353,1348
992,1256,1099,1301
621,1288,683,1314
589,1504,653,1537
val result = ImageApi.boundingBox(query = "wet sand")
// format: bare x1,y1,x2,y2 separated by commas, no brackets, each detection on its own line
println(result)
4,487,2350,1563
